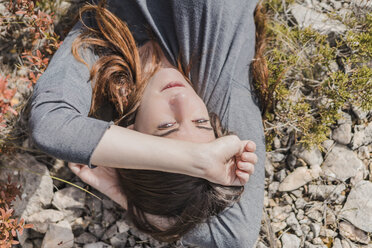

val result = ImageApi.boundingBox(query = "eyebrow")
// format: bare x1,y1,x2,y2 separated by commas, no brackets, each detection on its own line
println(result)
154,126,213,137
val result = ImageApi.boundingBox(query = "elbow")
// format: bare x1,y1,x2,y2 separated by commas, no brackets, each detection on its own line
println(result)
29,112,50,152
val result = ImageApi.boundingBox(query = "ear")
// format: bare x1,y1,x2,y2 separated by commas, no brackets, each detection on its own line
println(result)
126,124,134,130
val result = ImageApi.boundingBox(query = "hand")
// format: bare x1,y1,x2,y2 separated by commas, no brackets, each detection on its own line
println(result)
68,163,128,209
200,135,257,186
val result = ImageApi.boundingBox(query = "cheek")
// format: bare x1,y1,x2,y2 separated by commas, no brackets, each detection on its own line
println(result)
134,99,164,133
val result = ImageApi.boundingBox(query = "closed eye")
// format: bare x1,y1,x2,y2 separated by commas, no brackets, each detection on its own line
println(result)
158,121,177,129
192,119,209,124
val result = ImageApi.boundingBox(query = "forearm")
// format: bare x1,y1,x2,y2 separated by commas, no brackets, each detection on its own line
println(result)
90,125,206,178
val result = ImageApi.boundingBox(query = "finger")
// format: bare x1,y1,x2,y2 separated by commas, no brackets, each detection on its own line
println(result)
236,170,250,185
244,141,256,152
68,162,81,174
237,161,255,174
240,152,258,164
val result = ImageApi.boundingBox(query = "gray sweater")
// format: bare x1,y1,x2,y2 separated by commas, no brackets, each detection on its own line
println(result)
29,0,264,247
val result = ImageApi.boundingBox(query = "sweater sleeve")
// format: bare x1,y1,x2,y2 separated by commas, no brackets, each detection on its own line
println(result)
29,21,113,166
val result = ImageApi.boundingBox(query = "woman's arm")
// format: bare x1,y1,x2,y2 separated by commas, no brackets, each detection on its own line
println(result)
91,125,254,186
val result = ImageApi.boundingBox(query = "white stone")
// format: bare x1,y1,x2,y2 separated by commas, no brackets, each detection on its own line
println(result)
351,0,372,9
332,123,352,145
269,152,285,162
279,166,321,192
286,212,302,236
289,3,347,34
339,221,370,244
337,111,352,125
352,122,372,150
321,139,334,152
291,144,323,168
271,222,287,233
281,233,301,248
41,220,74,248
308,184,345,201
116,220,130,233
0,154,54,219
52,187,86,210
83,242,112,248
322,144,364,181
27,209,65,233
271,205,292,222
310,223,321,238
339,180,372,233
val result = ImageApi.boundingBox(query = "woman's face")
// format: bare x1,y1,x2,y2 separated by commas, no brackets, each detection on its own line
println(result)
132,65,215,143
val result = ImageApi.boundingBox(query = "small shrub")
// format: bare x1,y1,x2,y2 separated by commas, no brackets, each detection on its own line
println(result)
259,0,371,150
0,175,33,247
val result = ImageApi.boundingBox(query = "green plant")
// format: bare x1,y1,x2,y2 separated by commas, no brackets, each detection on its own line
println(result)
259,0,371,150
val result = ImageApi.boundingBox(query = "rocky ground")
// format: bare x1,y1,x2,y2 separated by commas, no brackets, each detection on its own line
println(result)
0,0,371,247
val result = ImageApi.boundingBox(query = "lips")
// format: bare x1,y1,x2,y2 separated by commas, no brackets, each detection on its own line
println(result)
161,81,185,92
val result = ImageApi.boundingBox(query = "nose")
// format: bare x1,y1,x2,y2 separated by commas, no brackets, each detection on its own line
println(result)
169,92,189,121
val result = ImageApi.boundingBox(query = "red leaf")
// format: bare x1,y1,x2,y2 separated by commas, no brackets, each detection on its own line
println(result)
15,10,26,15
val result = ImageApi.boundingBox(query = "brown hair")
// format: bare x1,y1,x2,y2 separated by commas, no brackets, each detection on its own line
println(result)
72,0,244,242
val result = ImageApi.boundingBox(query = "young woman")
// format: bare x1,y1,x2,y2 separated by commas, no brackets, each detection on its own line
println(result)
29,0,265,247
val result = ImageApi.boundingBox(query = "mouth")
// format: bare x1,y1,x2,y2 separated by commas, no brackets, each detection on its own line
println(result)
161,81,185,92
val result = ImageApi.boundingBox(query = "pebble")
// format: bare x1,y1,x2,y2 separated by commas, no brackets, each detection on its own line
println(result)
265,157,275,178
306,209,323,223
321,139,334,152
52,187,86,211
310,223,321,238
286,212,303,236
271,222,287,233
339,221,370,244
268,181,280,196
339,180,372,233
333,238,342,248
274,169,287,182
352,122,372,149
286,154,297,170
270,151,286,162
319,226,337,238
75,232,98,244
291,144,323,168
89,224,105,239
351,104,369,120
116,220,130,233
321,144,364,181
102,209,117,228
273,136,281,149
279,166,321,192
337,111,352,125
27,209,65,233
86,195,103,219
83,242,112,248
255,241,269,248
332,123,352,145
110,232,129,247
296,209,305,220
41,220,74,248
271,205,292,222
295,198,307,209
325,211,336,227
308,184,345,201
102,224,118,241
357,146,370,160
281,233,301,248
301,224,311,236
